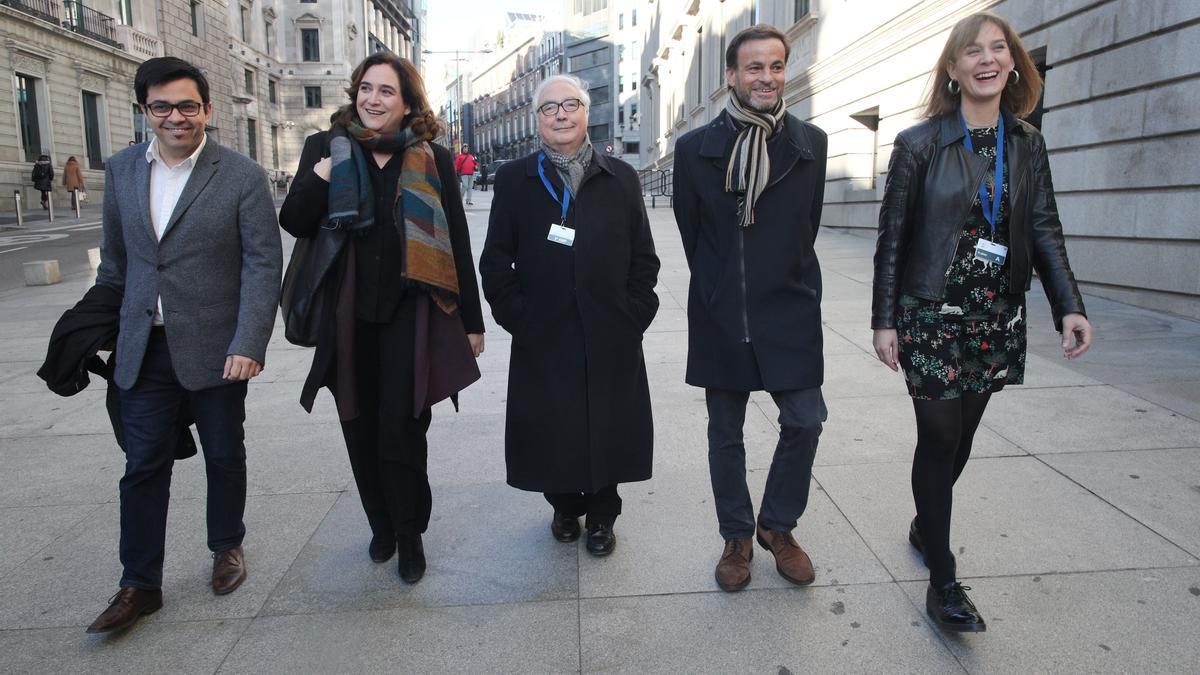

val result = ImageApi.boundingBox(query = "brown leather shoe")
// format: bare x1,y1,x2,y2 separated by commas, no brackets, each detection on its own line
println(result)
211,546,247,595
715,538,753,592
756,525,815,585
85,587,163,634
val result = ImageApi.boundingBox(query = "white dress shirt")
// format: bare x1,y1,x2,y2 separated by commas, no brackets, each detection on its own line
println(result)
145,134,207,324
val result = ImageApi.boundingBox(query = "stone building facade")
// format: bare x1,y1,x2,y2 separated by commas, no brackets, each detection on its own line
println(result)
639,0,1199,318
1,0,424,208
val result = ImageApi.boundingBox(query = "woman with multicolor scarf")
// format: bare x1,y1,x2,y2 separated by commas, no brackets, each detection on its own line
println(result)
279,52,485,585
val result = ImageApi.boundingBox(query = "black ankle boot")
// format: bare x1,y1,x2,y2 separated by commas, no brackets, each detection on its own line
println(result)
908,516,924,555
585,522,616,556
369,533,396,563
397,534,426,583
926,581,986,632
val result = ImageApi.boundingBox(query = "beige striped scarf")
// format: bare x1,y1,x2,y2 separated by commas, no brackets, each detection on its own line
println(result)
724,93,786,227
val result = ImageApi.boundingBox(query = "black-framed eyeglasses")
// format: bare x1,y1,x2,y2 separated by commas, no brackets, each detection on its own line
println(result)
145,101,205,118
537,98,584,117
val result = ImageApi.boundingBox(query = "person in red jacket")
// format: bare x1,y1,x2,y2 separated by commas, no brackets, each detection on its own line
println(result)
454,145,477,205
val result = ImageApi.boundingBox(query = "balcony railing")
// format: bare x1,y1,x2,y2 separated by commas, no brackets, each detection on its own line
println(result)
63,1,119,47
115,24,163,60
0,0,61,22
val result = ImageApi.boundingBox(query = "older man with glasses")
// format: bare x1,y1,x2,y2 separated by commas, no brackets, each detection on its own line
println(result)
480,74,660,558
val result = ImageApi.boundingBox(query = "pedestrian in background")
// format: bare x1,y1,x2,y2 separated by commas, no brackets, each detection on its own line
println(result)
86,56,282,634
279,52,485,585
63,156,86,209
673,24,829,593
479,162,489,192
872,11,1092,633
32,154,53,209
480,73,660,556
455,144,477,204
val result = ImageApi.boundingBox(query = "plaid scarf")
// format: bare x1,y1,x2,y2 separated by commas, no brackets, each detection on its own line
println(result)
328,121,460,313
541,138,593,196
724,93,787,227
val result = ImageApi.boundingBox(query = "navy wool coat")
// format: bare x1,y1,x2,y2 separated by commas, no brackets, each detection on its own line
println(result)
672,111,828,392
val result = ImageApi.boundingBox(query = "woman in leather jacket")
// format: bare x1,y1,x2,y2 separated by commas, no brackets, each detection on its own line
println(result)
871,12,1092,633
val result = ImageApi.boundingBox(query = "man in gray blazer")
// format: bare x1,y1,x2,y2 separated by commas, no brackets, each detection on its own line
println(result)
86,57,282,634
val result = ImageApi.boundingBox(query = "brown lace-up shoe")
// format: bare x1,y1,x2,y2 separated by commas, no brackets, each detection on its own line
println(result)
756,525,815,585
211,546,247,595
85,587,162,634
715,538,754,591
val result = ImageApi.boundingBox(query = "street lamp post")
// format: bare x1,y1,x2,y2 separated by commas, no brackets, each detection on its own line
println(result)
422,48,491,152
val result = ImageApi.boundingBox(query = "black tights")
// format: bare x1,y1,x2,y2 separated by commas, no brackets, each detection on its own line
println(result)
911,392,992,585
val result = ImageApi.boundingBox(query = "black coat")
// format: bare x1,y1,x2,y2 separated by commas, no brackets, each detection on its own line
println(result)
672,111,829,392
480,150,660,493
32,162,53,192
37,284,196,459
872,111,1086,332
279,131,485,413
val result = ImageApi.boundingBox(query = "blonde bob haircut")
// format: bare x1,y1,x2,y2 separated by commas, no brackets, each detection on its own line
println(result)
923,12,1043,119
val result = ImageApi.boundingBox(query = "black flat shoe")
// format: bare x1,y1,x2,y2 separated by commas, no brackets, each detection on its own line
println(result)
369,534,396,563
585,523,616,557
551,511,582,542
397,534,426,584
926,582,987,632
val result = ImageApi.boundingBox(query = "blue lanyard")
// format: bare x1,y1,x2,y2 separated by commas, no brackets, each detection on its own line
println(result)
536,152,571,224
959,110,1004,238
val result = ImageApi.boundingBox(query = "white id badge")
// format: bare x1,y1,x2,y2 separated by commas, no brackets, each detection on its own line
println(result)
547,223,575,246
974,238,1008,265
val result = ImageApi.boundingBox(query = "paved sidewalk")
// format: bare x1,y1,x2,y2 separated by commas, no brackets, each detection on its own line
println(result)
1,187,1198,673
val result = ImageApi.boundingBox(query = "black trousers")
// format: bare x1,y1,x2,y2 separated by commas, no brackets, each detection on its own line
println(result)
544,485,621,527
117,330,247,589
706,387,825,540
340,299,433,538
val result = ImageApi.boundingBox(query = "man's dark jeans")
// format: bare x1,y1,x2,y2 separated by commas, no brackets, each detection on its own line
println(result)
705,387,826,540
117,331,248,589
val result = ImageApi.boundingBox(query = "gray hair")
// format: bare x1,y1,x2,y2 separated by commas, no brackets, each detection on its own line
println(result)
534,74,591,109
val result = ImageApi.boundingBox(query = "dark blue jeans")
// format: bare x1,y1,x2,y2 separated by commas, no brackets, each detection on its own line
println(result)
117,331,248,589
705,387,826,540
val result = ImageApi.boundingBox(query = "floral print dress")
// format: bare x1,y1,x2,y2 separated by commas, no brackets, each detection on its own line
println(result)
896,125,1027,400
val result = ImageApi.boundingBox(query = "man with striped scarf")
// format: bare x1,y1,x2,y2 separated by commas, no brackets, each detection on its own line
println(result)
672,25,829,593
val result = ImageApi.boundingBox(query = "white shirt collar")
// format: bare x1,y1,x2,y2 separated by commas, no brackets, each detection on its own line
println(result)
145,133,208,169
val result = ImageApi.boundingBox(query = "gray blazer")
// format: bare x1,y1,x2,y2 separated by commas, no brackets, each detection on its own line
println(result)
96,139,283,391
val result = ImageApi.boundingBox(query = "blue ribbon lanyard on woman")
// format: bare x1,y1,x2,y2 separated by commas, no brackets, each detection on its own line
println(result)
537,152,575,247
959,110,1008,266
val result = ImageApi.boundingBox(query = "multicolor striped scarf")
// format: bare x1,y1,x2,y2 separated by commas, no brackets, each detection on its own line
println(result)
724,93,787,227
328,121,460,313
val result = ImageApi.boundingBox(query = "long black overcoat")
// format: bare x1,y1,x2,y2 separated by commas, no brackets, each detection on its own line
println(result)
673,111,828,392
480,150,660,493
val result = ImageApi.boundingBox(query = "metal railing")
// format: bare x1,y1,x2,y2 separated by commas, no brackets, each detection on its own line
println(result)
638,168,673,208
1,0,61,22
62,1,119,47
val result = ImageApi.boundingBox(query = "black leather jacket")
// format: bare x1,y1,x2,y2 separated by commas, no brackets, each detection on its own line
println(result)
872,111,1085,331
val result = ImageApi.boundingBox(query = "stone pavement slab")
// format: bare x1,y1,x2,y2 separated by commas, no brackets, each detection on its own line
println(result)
0,618,250,675
579,584,963,673
0,493,335,630
577,467,892,599
981,385,1200,454
815,456,1198,583
221,600,579,673
1041,448,1200,558
897,567,1200,672
260,487,578,617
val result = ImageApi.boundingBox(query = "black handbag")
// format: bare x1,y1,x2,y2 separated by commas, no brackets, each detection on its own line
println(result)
280,225,345,347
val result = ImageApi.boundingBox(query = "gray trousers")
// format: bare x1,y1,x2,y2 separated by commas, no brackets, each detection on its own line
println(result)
705,387,826,540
